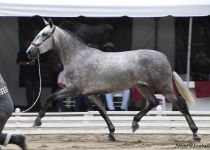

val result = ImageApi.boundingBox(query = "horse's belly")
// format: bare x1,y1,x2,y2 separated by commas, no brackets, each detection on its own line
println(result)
83,77,137,95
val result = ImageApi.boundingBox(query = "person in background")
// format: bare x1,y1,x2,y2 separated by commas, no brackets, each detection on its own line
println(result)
16,40,40,112
0,73,27,150
57,70,93,112
47,50,64,111
102,42,130,111
74,95,93,112
105,90,130,111
57,70,66,112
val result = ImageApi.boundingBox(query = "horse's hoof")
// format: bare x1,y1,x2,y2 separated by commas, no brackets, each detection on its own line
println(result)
193,135,201,143
108,134,116,141
33,119,42,127
132,122,139,133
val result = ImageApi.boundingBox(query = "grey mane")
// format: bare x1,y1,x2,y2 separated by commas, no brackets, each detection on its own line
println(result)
59,25,87,45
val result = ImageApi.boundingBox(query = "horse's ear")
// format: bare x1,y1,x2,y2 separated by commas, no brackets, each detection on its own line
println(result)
48,18,53,28
42,18,48,26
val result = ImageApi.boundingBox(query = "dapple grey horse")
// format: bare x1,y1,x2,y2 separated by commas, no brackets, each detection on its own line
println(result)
26,19,200,142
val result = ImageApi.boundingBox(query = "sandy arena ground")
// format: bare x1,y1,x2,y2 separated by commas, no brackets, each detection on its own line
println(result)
3,134,210,150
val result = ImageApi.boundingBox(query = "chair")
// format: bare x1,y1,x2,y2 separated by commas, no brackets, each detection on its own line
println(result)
154,94,166,111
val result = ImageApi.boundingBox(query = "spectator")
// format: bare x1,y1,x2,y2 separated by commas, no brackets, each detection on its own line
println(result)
130,87,146,111
102,42,130,111
105,90,130,111
0,73,27,150
102,42,114,52
57,71,66,112
57,71,93,112
16,40,40,112
74,95,93,112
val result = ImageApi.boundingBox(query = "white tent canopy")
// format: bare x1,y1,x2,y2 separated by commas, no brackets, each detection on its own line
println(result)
0,0,210,17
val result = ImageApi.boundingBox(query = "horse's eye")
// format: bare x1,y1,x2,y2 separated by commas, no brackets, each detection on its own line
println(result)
42,33,48,37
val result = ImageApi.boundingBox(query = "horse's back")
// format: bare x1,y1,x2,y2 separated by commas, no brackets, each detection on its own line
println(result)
123,49,172,79
100,49,170,69
88,48,171,73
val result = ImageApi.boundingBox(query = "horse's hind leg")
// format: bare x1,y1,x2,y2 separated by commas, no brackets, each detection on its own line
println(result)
164,92,201,142
132,85,159,132
33,88,72,127
88,95,115,141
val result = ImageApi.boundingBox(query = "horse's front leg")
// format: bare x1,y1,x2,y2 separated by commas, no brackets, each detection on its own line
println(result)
33,88,72,127
88,95,116,141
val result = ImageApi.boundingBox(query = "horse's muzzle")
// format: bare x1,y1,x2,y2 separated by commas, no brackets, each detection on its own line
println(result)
26,47,39,59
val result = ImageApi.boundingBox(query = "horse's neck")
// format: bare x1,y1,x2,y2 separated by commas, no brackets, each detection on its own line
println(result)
54,27,87,65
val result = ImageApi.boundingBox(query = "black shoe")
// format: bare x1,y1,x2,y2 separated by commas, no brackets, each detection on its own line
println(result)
9,134,27,150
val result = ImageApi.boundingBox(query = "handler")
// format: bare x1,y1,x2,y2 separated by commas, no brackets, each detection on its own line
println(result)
0,73,27,150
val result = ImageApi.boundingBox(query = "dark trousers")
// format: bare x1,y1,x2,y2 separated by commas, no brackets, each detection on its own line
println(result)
24,78,40,111
57,99,65,112
74,95,93,112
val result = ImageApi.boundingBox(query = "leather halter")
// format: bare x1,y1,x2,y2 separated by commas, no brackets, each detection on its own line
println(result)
31,25,56,47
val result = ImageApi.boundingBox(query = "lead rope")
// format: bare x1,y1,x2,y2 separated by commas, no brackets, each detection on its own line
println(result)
21,55,42,113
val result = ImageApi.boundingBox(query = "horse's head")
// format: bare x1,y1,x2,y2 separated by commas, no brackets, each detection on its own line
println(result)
26,19,55,59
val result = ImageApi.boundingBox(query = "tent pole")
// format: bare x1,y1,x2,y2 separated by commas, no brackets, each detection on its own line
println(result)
154,18,159,50
186,17,193,87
